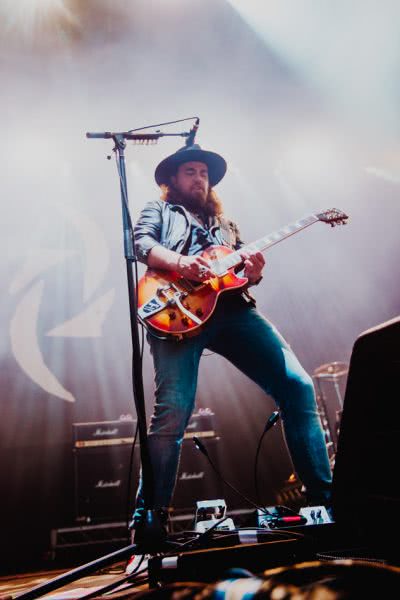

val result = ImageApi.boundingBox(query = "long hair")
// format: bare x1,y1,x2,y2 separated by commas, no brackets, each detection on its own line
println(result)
160,183,223,217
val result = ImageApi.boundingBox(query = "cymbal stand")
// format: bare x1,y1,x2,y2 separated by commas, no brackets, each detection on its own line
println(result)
313,361,349,465
314,377,336,463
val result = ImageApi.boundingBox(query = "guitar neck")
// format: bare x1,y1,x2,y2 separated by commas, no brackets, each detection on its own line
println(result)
214,214,319,274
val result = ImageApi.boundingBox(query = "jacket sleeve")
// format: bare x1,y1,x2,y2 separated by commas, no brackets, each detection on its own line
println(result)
133,200,163,263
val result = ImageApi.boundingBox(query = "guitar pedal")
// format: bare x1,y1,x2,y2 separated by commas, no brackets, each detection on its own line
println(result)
258,505,307,529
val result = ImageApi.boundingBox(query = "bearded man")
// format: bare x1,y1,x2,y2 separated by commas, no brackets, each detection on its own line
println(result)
130,144,332,536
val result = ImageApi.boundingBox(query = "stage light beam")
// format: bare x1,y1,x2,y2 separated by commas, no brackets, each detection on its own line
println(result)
0,0,80,40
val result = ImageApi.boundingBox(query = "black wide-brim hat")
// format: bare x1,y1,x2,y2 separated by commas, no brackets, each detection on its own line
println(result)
155,144,227,187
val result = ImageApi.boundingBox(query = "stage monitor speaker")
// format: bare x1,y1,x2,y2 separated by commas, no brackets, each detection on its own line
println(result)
332,316,400,547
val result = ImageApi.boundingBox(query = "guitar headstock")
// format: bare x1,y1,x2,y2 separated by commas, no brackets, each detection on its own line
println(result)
317,208,349,227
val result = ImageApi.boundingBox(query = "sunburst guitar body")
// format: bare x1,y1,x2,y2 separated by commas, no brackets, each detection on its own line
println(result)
138,245,247,338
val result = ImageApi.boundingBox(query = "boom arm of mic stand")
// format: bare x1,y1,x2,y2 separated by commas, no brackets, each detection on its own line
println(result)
86,131,189,141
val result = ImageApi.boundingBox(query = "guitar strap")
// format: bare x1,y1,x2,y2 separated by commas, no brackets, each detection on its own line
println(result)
218,216,257,306
218,216,241,249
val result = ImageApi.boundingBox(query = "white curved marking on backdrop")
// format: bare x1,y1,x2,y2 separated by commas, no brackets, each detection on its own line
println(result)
56,203,110,302
47,289,115,338
10,281,75,403
9,249,76,295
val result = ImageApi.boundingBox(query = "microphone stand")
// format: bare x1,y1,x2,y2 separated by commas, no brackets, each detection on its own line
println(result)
86,129,192,550
110,132,158,546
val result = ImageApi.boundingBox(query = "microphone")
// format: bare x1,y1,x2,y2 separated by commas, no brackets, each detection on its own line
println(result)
185,117,200,147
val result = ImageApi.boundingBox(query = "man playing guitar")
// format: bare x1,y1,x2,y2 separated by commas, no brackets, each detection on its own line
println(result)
130,143,333,538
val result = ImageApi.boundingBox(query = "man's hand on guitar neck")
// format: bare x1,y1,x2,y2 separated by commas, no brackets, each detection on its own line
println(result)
239,250,265,285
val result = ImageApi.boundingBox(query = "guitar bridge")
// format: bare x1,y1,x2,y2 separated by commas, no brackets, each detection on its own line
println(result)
138,283,203,327
138,283,178,320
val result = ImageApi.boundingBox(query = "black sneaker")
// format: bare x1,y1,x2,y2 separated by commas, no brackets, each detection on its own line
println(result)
129,508,169,550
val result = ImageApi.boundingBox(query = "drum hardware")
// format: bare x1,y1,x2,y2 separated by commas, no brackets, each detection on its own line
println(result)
313,361,349,467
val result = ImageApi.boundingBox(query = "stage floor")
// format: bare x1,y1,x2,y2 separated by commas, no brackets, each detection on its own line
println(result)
0,563,148,600
2,555,400,600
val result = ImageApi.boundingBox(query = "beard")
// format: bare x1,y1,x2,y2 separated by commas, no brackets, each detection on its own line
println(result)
162,182,223,217
173,184,208,211
185,190,207,210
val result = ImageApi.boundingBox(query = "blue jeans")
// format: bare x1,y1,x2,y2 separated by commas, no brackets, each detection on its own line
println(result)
133,297,332,522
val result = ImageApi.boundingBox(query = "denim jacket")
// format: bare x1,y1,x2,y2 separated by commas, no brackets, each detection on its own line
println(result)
134,199,243,263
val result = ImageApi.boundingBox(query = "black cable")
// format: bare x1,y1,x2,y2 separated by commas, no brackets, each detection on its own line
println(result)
157,521,305,557
127,116,198,134
254,411,280,507
254,432,265,507
125,420,139,535
113,151,133,231
195,528,304,545
151,518,229,557
113,150,147,534
193,438,266,514
192,430,278,516
128,236,142,534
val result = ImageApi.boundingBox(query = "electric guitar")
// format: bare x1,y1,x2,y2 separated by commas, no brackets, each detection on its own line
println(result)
137,208,348,339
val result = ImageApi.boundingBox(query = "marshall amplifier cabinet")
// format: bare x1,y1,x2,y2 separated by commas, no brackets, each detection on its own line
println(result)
73,418,136,448
72,418,139,523
73,411,218,523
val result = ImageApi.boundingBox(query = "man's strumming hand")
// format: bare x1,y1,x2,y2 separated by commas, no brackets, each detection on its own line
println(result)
176,255,213,282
